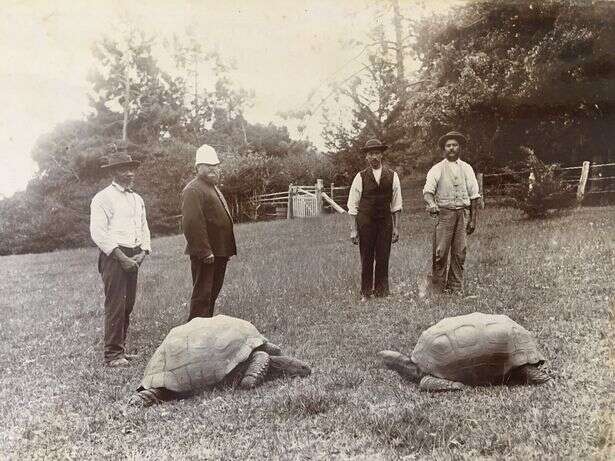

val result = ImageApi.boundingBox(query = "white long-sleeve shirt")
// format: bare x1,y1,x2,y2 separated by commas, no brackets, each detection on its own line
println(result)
346,167,403,216
90,182,151,255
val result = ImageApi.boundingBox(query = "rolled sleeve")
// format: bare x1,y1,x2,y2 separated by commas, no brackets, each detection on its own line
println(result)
90,197,117,255
346,173,362,216
423,165,439,196
390,172,403,213
465,164,481,199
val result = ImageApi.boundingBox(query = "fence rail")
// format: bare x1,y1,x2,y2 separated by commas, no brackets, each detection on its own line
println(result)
244,160,615,221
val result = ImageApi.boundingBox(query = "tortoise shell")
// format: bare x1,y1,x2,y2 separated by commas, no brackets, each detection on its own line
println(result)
140,315,267,393
411,312,545,384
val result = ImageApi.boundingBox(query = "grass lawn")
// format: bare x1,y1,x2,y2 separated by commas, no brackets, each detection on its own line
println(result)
1,206,613,460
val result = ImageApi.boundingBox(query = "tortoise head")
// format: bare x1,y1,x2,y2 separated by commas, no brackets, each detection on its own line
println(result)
378,350,421,383
268,355,311,378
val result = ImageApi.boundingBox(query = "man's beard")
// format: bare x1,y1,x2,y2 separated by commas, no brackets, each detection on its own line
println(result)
445,152,459,161
369,159,382,169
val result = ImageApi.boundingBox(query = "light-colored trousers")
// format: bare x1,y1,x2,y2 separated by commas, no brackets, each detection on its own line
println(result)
432,208,467,291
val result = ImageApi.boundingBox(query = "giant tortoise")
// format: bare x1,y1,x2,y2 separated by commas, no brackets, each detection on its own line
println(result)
133,315,311,405
379,312,550,391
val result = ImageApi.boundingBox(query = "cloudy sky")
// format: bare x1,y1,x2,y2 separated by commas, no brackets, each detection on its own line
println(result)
0,0,459,197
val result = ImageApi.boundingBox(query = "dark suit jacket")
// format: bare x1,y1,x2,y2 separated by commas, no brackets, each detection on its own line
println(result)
181,177,237,259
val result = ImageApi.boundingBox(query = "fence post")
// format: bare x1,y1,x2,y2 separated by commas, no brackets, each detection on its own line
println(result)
315,179,323,214
287,184,294,219
330,182,335,204
477,173,484,209
576,161,590,204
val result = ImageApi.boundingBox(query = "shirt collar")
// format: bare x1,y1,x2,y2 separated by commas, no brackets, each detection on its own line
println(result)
371,166,383,173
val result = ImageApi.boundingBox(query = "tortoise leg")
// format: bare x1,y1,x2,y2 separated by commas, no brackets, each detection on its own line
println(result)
130,388,168,407
240,351,270,389
268,355,311,378
419,375,465,392
378,350,421,382
259,341,282,356
516,364,550,385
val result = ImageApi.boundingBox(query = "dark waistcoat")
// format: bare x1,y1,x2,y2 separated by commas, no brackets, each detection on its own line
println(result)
358,167,394,221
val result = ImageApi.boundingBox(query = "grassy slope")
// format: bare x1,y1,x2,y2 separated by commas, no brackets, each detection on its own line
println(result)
0,207,613,460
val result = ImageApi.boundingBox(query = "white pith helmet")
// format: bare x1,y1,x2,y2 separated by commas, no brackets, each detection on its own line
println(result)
195,144,220,166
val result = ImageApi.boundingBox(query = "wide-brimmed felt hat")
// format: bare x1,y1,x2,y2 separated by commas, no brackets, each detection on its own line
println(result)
360,138,388,153
101,152,140,170
438,131,467,150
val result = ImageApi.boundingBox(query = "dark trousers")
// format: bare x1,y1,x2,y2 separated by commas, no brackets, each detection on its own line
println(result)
432,208,467,291
358,216,392,297
188,256,228,321
98,246,140,362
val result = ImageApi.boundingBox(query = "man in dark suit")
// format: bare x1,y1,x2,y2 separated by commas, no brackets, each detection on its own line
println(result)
181,144,237,320
347,139,403,301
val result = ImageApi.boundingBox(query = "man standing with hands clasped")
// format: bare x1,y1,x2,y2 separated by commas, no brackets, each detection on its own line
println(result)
181,144,236,321
423,131,480,294
90,147,151,368
347,139,402,302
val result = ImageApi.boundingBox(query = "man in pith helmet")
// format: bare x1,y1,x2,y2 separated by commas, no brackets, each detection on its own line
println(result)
347,138,403,301
423,131,480,294
181,144,237,321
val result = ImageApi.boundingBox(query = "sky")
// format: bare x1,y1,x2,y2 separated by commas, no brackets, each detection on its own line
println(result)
0,0,460,198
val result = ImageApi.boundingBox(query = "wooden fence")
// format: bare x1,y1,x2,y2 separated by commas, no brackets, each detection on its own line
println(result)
480,161,615,206
250,161,615,220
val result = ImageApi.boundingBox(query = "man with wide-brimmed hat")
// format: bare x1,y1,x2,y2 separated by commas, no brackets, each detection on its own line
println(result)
423,131,480,294
347,138,402,301
90,146,151,368
181,144,236,321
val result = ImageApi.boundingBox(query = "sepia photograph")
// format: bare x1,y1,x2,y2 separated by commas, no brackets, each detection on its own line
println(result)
0,0,613,459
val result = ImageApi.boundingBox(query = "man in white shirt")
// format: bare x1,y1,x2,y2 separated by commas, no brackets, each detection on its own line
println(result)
90,150,151,368
423,131,480,294
347,139,402,301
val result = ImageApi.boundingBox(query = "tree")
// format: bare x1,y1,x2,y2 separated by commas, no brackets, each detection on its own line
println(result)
0,26,324,253
406,0,615,170
321,1,421,177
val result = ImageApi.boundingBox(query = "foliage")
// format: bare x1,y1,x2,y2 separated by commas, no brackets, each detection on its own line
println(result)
322,15,415,177
513,147,576,218
321,0,615,176
0,29,323,254
406,0,615,170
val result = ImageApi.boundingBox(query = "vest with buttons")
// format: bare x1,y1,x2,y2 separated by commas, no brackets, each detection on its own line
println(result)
435,160,471,209
358,167,394,220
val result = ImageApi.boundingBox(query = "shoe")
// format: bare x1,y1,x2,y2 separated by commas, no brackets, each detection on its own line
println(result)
106,357,130,368
360,295,371,302
125,353,139,361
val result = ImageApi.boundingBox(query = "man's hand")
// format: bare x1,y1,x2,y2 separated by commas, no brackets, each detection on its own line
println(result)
132,251,146,267
392,227,399,243
112,248,139,273
427,204,439,217
202,254,215,265
466,219,476,235
350,229,359,245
